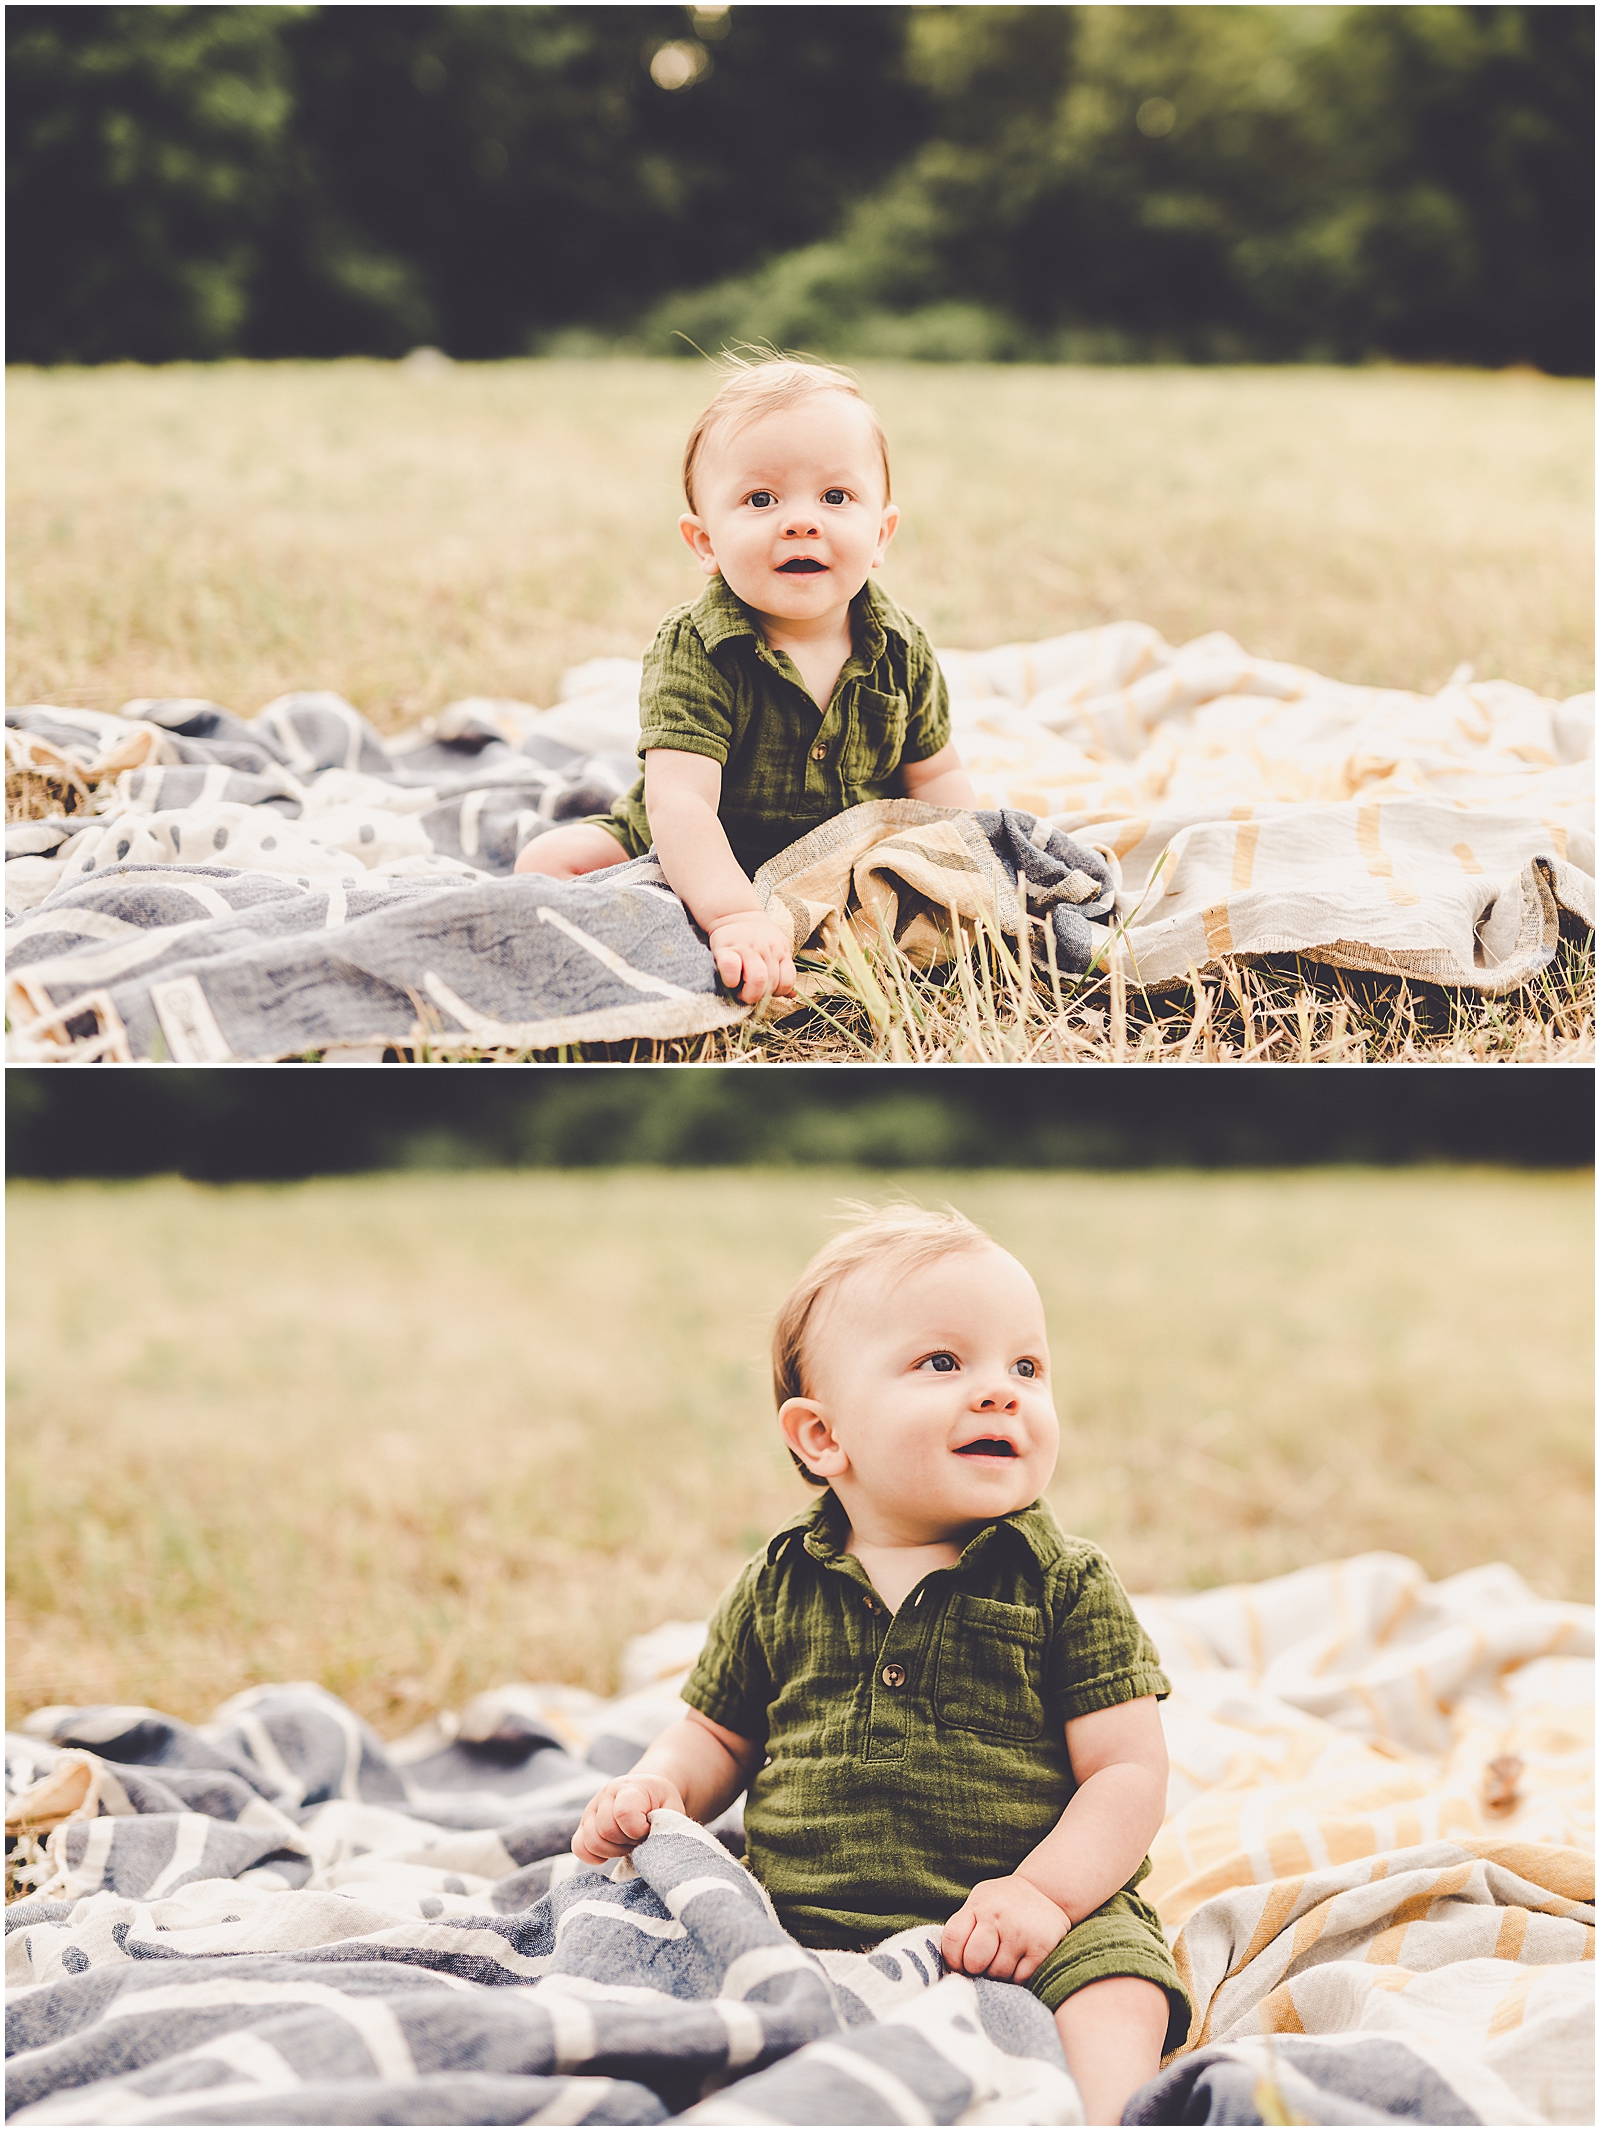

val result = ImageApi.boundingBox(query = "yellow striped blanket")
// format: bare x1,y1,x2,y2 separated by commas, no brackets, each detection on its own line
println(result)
939,622,1593,993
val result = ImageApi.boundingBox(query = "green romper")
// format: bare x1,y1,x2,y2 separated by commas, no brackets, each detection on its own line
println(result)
586,574,951,878
681,1490,1191,2053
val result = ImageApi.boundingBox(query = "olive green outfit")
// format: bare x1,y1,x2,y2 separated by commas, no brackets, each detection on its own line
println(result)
681,1491,1190,2050
585,574,951,878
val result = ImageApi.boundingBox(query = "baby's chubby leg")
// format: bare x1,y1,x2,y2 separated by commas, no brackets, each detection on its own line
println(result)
1052,1975,1169,2127
514,823,630,877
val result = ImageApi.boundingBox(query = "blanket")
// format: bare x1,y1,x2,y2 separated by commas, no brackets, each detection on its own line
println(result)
6,1555,1592,2125
4,691,1110,1061
6,622,1592,1058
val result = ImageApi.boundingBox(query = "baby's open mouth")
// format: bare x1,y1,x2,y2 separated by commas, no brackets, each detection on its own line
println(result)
777,558,827,573
955,1439,1017,1458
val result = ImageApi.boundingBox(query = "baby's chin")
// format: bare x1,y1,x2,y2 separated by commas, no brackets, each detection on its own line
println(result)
948,1467,1044,1517
720,563,868,614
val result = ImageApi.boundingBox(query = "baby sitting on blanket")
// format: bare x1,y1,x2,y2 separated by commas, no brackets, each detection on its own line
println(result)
573,1205,1190,2128
514,353,978,1005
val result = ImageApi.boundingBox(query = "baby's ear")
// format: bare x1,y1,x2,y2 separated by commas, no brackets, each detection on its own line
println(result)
872,501,901,568
778,1396,847,1478
679,513,720,574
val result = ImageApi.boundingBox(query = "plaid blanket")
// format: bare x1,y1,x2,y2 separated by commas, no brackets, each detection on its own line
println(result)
7,1556,1591,2125
7,619,1592,1055
4,695,1111,1062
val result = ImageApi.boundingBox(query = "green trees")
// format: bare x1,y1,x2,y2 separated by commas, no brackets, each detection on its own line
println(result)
649,5,1594,371
6,5,1592,371
7,1067,1593,1177
7,5,297,363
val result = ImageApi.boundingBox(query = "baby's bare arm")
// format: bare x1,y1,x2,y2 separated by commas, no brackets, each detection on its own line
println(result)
897,741,979,811
942,1698,1168,1981
1015,1696,1168,1920
572,1707,761,1865
643,749,795,1004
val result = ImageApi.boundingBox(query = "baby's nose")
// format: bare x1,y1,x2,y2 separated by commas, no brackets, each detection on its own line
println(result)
783,516,820,537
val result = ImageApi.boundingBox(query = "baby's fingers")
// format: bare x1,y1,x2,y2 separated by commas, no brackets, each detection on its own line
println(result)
958,1917,1001,1976
940,1907,975,1974
713,945,746,992
571,1808,617,1864
611,1783,655,1841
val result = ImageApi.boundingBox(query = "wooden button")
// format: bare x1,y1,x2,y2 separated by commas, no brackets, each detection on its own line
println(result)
881,1663,907,1689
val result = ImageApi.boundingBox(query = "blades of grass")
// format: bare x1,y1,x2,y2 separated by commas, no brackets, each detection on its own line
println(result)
1178,966,1214,1062
1083,843,1171,985
788,986,878,1059
832,921,895,1036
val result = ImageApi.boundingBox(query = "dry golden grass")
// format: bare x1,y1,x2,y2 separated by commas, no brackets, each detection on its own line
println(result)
7,1168,1591,1736
7,359,1592,722
388,929,1595,1068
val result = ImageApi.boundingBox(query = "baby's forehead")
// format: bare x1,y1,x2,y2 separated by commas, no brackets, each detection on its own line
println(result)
819,1240,1027,1329
703,392,880,472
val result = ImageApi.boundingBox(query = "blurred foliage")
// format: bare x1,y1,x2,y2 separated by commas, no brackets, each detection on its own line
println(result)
7,3,925,362
6,5,298,363
6,4,1592,371
5,1068,1592,1179
645,5,1594,372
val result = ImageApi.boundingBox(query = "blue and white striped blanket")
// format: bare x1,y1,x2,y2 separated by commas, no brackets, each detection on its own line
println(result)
5,1686,1077,2125
4,694,1114,1061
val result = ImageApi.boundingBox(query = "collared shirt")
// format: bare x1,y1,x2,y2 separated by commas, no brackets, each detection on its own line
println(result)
681,1490,1170,1949
598,574,951,877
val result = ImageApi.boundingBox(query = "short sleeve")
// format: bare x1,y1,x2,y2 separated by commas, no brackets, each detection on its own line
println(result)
900,626,951,765
681,1560,775,1744
1045,1548,1171,1724
637,609,736,766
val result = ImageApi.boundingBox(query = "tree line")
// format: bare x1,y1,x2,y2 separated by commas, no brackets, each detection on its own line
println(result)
7,4,1592,373
6,1070,1591,1178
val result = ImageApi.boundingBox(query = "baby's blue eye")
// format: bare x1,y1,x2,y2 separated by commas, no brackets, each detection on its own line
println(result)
920,1353,958,1373
748,491,775,508
1011,1358,1037,1379
822,488,847,505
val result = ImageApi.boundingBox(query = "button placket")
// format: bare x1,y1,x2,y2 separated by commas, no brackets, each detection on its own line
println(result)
864,1606,930,1761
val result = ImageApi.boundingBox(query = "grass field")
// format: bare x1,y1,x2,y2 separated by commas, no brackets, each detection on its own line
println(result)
7,360,1593,719
7,1167,1591,1736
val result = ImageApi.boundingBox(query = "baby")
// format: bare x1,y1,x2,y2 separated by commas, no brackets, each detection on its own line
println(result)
515,357,979,1005
572,1205,1189,2127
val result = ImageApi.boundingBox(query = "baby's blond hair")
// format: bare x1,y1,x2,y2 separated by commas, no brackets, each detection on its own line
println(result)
772,1202,996,1486
682,349,891,514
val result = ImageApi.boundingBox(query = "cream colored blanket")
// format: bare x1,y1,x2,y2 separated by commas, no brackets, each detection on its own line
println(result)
1134,1554,1593,2120
938,623,1594,993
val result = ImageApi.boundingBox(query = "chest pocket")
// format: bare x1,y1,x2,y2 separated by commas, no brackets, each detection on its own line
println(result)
934,1595,1046,1740
839,685,909,789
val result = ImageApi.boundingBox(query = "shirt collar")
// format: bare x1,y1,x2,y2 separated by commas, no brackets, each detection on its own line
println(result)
690,572,910,663
766,1491,1061,1570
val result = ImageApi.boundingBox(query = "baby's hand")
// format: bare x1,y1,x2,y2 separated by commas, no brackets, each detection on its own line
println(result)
706,912,796,1005
572,1774,686,1865
942,1875,1072,1985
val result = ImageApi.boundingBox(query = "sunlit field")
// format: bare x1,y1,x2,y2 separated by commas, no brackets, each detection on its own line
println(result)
7,1167,1591,1735
7,359,1592,721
